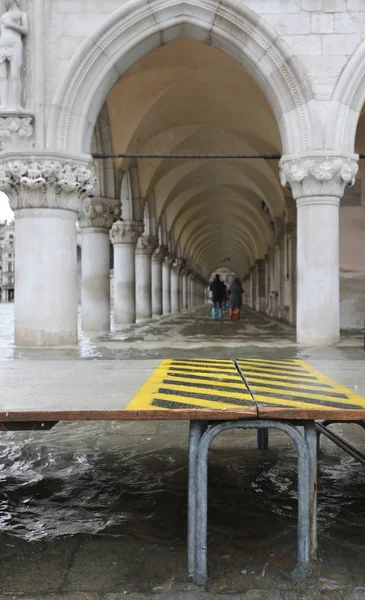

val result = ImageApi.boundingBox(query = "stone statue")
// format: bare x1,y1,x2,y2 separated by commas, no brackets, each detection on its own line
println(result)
0,0,28,110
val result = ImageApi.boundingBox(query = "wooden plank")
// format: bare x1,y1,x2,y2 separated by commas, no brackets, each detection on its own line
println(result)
255,407,365,421
0,408,257,422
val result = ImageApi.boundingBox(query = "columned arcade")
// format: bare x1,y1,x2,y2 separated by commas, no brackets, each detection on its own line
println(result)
1,0,365,347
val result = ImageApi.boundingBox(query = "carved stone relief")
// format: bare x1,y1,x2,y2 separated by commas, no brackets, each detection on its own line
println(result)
0,155,96,212
0,114,33,149
0,0,28,110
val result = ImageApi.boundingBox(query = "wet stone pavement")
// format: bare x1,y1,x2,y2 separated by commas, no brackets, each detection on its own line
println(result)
1,304,365,599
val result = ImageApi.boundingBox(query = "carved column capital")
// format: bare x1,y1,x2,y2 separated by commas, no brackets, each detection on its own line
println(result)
110,220,143,245
279,152,359,203
0,152,96,213
285,222,296,236
152,244,168,264
135,235,159,256
79,197,120,231
173,257,185,273
163,253,175,268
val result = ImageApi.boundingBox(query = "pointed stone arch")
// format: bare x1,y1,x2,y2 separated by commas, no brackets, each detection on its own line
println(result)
47,0,313,155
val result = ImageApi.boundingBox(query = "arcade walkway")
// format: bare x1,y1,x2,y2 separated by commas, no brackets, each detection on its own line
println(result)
0,302,362,363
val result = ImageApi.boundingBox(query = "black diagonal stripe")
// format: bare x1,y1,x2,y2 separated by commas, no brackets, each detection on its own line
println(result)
245,377,331,390
171,361,236,372
168,366,237,376
239,359,297,365
163,378,249,395
249,381,347,399
167,371,243,384
172,359,233,365
152,398,207,410
254,394,362,410
239,363,310,375
243,368,318,381
157,388,253,407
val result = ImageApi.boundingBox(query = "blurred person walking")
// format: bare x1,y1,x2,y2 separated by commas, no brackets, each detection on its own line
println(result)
229,278,244,320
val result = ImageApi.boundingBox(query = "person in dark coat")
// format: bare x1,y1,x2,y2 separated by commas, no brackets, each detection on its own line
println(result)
229,278,244,320
209,274,225,319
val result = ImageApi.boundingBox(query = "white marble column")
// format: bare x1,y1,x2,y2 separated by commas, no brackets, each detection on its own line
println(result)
283,223,297,323
110,220,142,326
135,235,158,322
280,153,358,345
181,268,190,310
0,154,95,346
79,198,119,333
152,245,168,317
256,259,266,312
171,258,183,313
162,254,173,315
251,268,257,310
264,254,270,314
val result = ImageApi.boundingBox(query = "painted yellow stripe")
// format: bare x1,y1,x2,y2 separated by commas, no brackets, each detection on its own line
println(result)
247,383,351,404
295,360,365,406
169,365,237,377
253,394,339,411
243,359,365,410
164,375,247,389
126,361,170,410
151,392,252,411
239,358,299,366
245,376,330,392
170,361,237,369
157,382,249,401
166,371,243,382
240,370,319,383
173,359,233,364
238,363,311,375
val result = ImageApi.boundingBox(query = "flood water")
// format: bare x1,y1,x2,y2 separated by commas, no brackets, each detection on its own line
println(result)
1,304,365,597
1,421,365,597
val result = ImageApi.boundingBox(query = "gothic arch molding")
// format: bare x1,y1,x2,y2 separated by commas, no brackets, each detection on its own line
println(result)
47,0,313,155
330,39,365,152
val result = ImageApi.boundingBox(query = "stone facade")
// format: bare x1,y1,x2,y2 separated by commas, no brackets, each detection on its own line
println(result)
1,1,365,344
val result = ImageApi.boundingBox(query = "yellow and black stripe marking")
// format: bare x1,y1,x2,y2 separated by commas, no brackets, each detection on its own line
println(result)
237,359,365,412
127,359,254,412
127,358,365,416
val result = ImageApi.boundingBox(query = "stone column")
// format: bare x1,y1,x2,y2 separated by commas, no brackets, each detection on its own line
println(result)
283,223,297,323
162,254,174,315
79,197,119,333
171,258,184,313
151,245,168,317
110,220,142,326
251,268,257,310
0,153,95,346
135,235,158,322
181,268,190,310
280,153,358,345
264,254,270,314
257,259,266,312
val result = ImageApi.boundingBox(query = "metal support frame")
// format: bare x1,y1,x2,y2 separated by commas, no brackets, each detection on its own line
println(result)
188,421,208,577
257,428,269,449
316,421,365,465
188,419,316,586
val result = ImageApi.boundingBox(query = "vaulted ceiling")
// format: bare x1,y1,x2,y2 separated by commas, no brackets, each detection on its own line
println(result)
105,39,285,277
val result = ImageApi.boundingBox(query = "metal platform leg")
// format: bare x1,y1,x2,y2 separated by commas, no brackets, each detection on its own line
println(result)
188,420,207,577
257,428,269,449
304,421,317,560
194,420,311,586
